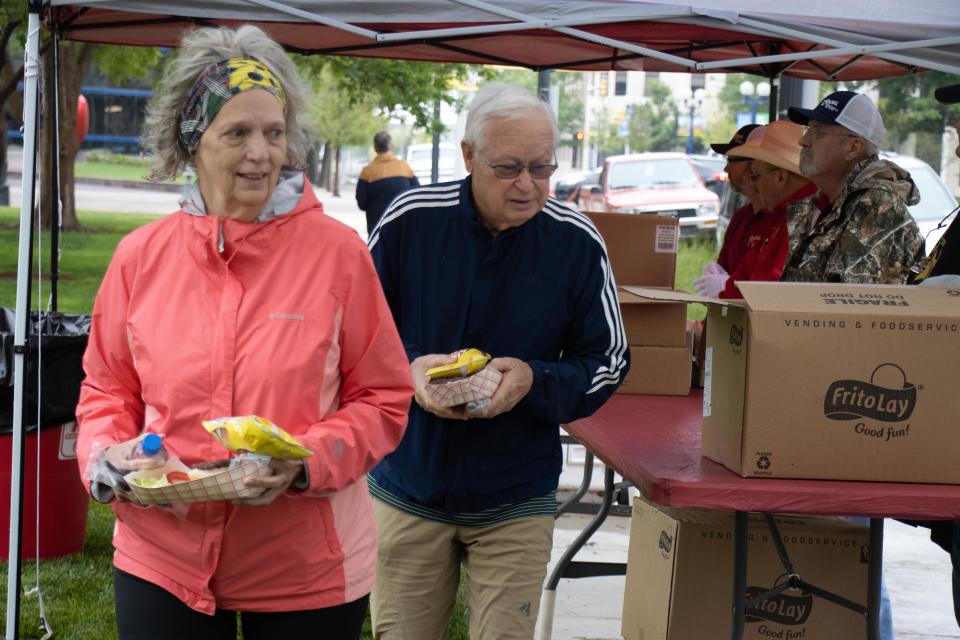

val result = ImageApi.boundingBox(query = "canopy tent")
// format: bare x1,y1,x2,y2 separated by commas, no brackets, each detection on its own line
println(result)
8,2,960,638
43,0,960,79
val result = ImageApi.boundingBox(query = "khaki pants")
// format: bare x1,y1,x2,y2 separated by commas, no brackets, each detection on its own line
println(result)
371,499,554,640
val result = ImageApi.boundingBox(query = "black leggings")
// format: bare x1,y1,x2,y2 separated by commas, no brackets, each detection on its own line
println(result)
114,569,368,640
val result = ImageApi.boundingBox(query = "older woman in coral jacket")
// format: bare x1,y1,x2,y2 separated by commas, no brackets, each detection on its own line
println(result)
75,25,413,640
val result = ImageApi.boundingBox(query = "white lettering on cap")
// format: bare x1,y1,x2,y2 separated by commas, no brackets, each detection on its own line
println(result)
821,98,840,112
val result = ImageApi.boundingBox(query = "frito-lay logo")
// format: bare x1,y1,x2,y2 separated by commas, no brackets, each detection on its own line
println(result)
823,363,916,422
729,324,743,347
745,588,813,625
658,530,673,556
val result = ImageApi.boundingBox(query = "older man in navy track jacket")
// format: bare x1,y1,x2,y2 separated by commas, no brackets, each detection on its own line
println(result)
367,82,630,640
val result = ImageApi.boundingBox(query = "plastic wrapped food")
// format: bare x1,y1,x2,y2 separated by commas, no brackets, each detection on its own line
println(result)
425,349,491,379
201,415,313,459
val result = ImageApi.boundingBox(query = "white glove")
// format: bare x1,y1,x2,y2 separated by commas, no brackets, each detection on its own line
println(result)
693,272,729,298
701,261,728,277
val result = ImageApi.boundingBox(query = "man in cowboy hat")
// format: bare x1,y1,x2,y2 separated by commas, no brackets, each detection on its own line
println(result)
692,125,766,298
782,90,923,284
694,122,818,298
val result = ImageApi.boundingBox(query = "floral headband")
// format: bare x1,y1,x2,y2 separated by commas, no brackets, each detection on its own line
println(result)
179,57,286,152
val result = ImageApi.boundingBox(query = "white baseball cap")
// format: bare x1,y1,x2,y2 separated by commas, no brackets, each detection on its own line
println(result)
788,91,886,149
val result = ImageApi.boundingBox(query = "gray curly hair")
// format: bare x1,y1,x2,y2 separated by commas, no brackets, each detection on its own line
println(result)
143,25,309,182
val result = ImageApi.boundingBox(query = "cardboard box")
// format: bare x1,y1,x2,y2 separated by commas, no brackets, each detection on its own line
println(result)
622,497,869,640
586,212,678,288
624,282,960,483
617,343,691,396
618,289,687,347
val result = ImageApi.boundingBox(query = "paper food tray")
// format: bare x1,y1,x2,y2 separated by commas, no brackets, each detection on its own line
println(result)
126,458,271,504
423,367,502,408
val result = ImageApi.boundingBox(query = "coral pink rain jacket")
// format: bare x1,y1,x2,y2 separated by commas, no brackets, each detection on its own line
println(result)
76,177,413,614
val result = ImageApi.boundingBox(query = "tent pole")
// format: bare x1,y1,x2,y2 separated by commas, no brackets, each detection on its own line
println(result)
768,76,779,123
6,3,42,639
50,31,61,312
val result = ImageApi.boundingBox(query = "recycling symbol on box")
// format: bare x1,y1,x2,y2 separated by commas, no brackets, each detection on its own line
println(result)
756,455,771,470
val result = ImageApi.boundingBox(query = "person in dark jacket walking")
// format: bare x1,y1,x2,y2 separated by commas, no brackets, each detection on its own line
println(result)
356,131,419,235
367,82,629,640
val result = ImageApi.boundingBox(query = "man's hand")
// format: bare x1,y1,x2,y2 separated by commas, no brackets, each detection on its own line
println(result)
235,459,304,506
411,353,468,420
470,357,533,419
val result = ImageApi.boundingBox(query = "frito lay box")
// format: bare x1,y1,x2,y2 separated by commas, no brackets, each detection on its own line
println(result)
623,282,960,483
622,497,869,640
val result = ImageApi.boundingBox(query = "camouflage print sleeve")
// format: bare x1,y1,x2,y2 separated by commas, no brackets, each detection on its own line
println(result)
822,188,923,284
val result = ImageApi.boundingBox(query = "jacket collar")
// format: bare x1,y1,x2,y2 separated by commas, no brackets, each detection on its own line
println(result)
179,168,306,222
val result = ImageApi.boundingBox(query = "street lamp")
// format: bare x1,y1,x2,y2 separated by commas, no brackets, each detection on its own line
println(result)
682,88,706,155
739,80,771,124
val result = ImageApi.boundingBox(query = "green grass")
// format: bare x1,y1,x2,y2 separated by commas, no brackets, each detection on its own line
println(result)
0,207,161,315
73,157,186,185
0,209,706,638
676,239,716,321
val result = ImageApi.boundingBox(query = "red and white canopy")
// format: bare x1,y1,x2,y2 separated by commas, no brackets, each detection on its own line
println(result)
46,0,960,80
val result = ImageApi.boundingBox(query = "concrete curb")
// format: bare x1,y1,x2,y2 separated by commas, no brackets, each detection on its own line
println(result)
8,170,183,193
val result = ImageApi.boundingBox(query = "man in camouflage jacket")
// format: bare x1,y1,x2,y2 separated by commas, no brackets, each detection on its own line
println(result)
782,91,923,284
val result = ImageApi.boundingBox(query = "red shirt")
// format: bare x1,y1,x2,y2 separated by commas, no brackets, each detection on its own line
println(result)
716,202,759,274
719,181,818,299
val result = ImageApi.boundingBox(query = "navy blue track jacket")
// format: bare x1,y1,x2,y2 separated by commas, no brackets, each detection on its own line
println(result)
368,177,630,513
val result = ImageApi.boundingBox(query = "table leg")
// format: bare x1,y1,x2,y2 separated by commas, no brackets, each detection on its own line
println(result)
867,518,884,640
539,466,617,640
729,511,748,640
556,450,594,518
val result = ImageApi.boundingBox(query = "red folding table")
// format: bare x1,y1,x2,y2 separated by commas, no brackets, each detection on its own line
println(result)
550,391,960,640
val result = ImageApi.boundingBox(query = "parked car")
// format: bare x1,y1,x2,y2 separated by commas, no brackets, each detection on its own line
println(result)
552,168,601,206
579,152,719,242
405,142,457,184
715,151,957,255
881,152,958,256
688,153,729,199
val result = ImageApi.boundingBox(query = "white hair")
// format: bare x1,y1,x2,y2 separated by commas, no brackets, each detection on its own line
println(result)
463,82,558,151
143,25,309,182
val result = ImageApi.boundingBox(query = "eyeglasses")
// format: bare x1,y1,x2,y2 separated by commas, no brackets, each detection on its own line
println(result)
477,149,558,180
803,124,859,142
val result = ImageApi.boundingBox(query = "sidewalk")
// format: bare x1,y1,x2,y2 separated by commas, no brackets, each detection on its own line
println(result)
545,512,959,639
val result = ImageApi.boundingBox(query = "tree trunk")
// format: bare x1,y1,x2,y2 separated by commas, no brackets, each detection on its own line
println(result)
39,40,96,232
305,144,319,185
333,146,341,198
319,142,333,192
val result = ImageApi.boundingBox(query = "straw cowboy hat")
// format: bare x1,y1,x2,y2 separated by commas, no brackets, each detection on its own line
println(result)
726,120,805,175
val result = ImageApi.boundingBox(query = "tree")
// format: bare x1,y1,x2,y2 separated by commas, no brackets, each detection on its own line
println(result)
851,72,960,170
626,79,679,152
1,0,29,206
39,42,160,231
306,65,386,197
321,57,473,134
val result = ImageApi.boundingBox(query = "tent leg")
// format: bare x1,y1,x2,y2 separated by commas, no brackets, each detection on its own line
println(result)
6,5,43,639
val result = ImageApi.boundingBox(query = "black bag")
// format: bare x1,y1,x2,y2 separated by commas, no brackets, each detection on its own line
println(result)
0,308,91,433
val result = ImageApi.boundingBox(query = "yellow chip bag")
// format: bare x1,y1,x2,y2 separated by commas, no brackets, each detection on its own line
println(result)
202,416,313,459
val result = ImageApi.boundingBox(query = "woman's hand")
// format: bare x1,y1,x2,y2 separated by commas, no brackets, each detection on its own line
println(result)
234,459,305,506
410,353,468,420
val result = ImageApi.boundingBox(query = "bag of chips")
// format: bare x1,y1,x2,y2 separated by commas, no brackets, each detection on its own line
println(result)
201,415,313,459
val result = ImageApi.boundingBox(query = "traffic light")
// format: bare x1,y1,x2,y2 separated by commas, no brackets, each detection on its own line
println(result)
575,131,585,141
